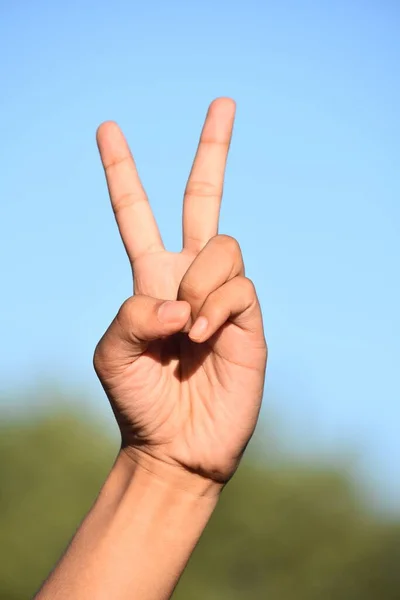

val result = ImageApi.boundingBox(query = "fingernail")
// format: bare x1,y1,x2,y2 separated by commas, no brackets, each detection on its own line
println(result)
189,316,208,341
158,301,187,323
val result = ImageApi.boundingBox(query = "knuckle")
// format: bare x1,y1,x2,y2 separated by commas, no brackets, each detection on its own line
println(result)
115,296,139,331
104,155,129,173
112,191,146,215
239,276,257,299
117,295,136,320
184,180,220,199
179,278,205,302
242,276,256,292
208,299,226,321
213,234,241,258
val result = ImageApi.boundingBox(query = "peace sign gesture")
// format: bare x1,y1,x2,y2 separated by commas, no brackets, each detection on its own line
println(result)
94,98,267,495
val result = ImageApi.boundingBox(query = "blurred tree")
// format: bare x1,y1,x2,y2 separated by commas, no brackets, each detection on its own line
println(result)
0,407,117,600
0,400,399,600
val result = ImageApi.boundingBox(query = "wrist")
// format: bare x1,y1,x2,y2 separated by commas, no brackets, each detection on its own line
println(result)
119,446,223,500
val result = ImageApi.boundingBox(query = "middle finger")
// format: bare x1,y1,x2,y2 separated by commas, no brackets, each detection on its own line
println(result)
182,98,236,254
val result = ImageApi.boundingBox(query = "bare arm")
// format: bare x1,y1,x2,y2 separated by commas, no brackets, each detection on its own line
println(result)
36,452,218,600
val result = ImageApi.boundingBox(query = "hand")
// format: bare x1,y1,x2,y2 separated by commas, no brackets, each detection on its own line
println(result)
94,98,267,492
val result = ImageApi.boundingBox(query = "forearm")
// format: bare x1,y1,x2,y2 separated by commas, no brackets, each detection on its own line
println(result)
35,450,219,600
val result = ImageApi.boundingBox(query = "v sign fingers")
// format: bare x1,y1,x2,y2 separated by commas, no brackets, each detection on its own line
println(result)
97,121,164,264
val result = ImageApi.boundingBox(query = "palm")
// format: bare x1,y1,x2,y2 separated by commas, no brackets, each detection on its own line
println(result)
95,99,267,482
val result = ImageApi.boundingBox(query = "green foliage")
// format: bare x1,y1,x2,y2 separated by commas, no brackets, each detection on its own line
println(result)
0,409,116,600
177,463,400,599
0,402,399,600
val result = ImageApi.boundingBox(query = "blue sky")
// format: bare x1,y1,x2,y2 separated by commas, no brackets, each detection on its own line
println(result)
1,1,399,507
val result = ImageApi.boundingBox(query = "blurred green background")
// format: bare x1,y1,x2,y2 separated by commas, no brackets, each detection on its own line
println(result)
1,1,399,598
1,390,400,599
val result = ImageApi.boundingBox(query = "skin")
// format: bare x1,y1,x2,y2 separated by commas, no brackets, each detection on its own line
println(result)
36,97,267,600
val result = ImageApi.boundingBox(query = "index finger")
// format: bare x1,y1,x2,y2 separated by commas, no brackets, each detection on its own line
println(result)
96,121,164,263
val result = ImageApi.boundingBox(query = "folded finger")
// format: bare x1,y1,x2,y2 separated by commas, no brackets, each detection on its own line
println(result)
188,276,262,343
178,234,244,326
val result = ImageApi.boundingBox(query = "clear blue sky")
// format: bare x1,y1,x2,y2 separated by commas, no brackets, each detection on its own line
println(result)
1,1,399,507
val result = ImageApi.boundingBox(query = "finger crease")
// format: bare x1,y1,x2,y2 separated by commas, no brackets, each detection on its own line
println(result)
113,192,147,213
104,155,131,172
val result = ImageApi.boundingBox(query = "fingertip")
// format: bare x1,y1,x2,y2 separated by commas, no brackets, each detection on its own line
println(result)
96,120,121,144
188,316,209,342
209,97,236,116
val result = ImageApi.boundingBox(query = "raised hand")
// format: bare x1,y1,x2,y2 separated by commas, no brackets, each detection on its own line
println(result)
94,98,267,493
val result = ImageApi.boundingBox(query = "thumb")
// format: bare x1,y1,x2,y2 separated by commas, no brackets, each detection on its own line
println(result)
94,295,191,370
